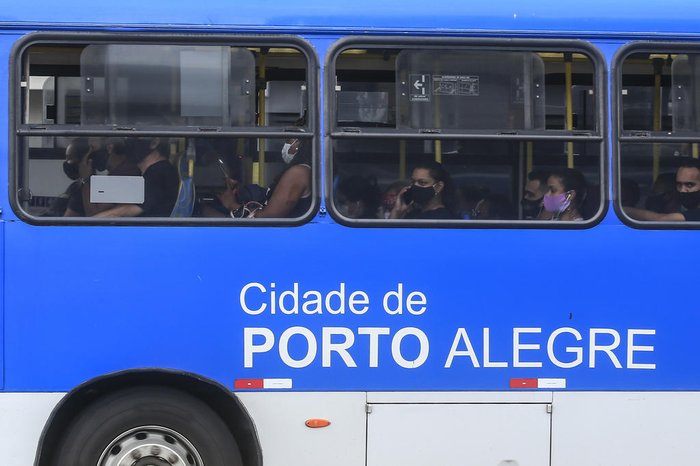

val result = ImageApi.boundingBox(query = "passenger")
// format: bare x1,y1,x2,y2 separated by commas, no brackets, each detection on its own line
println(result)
471,193,516,220
626,159,700,221
538,168,587,221
380,181,406,219
50,137,91,217
644,172,680,213
390,160,456,219
335,175,381,219
521,170,549,219
79,137,141,216
454,185,489,219
94,137,179,217
250,122,312,218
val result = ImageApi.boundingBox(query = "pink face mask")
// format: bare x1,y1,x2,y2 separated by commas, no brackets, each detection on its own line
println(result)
543,192,571,213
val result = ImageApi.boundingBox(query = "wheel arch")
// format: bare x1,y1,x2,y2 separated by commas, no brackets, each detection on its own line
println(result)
34,369,262,466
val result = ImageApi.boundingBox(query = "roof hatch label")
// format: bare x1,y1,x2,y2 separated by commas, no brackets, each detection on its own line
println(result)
433,74,480,96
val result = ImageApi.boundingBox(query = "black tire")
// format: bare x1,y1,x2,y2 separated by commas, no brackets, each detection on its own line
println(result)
50,386,243,466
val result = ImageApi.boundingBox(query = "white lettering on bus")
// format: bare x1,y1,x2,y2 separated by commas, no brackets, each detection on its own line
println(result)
240,282,370,316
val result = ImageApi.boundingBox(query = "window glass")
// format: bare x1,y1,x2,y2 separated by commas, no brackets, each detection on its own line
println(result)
618,50,700,223
330,44,602,224
16,40,313,222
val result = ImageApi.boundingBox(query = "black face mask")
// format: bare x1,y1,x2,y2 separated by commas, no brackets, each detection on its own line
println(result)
521,197,542,219
406,185,436,205
62,161,80,180
679,190,700,209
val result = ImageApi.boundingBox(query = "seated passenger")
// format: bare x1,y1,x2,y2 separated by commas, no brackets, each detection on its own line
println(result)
538,168,587,221
390,161,456,220
46,137,90,217
644,172,680,213
626,159,700,221
335,175,381,219
79,137,141,216
250,133,312,218
471,193,516,220
521,170,549,219
94,137,179,217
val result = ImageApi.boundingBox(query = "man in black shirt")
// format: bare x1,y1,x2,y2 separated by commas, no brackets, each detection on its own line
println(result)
95,138,179,217
626,159,700,221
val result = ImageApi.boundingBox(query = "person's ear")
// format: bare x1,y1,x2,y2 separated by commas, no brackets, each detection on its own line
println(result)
434,181,445,194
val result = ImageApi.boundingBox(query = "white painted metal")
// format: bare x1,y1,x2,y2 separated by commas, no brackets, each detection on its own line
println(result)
0,393,64,466
367,403,551,466
552,392,700,466
236,392,367,466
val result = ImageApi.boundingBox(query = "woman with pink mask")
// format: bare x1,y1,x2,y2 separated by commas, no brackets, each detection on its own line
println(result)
538,168,587,221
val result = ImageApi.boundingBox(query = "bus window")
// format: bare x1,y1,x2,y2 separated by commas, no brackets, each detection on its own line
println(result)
328,41,604,226
14,38,316,223
617,48,700,225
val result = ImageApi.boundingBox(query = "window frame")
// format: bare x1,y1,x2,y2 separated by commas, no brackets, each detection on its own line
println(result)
325,36,608,229
9,32,320,226
613,41,700,229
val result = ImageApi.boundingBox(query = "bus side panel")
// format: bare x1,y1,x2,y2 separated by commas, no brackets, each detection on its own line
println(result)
552,392,700,466
0,393,63,466
236,392,366,466
0,33,10,392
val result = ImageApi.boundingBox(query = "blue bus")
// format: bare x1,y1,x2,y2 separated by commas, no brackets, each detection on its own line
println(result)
2,1,700,465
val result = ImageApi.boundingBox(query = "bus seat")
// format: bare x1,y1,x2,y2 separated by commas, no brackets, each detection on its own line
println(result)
170,153,195,217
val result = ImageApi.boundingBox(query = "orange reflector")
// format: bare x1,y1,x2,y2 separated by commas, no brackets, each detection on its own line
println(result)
305,419,331,428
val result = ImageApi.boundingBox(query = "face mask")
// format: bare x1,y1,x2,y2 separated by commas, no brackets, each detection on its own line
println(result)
408,185,436,205
543,192,571,213
281,142,296,164
63,161,80,180
679,190,700,209
521,197,542,219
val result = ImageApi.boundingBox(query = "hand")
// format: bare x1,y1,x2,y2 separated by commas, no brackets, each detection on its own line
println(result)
389,185,412,219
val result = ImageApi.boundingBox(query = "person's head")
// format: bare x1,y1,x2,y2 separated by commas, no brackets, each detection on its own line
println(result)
125,137,169,165
522,170,549,219
471,194,516,220
543,168,587,215
335,175,381,219
676,159,700,209
63,137,91,180
407,160,454,211
645,172,678,212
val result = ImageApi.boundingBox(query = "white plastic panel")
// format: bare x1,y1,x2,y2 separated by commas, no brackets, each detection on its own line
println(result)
236,392,366,466
552,392,700,466
367,403,551,466
0,393,64,466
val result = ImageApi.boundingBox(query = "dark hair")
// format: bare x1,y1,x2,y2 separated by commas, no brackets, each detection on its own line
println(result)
678,158,700,172
527,170,550,188
335,175,381,218
413,160,456,214
66,137,90,162
550,168,587,208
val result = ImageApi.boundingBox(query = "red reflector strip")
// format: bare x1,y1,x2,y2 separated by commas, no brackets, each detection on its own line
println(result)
234,379,264,389
510,378,538,389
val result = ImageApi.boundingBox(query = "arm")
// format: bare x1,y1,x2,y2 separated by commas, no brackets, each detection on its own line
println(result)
254,165,310,218
624,206,685,221
94,204,144,217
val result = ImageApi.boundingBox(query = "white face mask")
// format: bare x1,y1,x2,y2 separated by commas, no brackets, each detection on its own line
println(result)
281,143,295,164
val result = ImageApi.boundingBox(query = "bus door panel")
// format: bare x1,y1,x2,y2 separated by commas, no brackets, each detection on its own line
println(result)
367,403,550,466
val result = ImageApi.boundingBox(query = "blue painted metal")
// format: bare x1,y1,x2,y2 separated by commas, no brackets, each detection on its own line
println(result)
0,4,698,393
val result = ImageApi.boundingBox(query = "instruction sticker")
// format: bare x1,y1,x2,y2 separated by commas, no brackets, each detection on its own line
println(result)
409,74,431,102
433,75,479,97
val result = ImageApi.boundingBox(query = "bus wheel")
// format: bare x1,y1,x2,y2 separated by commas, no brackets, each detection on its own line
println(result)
51,386,243,466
